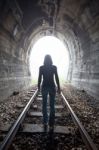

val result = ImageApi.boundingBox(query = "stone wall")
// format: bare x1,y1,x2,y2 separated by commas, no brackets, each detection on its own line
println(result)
0,1,31,101
71,1,99,100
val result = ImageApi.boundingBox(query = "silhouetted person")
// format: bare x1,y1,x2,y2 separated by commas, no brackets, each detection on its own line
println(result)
38,54,60,131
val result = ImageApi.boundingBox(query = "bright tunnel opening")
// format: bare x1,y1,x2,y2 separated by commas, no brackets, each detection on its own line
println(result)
29,36,69,84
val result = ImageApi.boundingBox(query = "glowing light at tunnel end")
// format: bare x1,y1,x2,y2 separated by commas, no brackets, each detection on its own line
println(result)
29,36,69,84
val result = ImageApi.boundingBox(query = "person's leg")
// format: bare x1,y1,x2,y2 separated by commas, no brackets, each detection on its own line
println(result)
49,88,56,127
42,88,48,125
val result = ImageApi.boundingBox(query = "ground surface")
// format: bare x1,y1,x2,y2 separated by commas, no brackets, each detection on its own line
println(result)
62,84,99,148
0,84,99,149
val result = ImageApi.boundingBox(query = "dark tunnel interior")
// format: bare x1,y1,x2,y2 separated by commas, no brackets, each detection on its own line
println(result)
0,0,99,101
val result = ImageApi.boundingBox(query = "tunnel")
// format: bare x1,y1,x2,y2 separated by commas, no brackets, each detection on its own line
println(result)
0,0,99,101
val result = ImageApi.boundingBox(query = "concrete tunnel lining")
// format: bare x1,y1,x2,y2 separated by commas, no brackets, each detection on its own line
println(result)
0,0,99,101
26,25,79,80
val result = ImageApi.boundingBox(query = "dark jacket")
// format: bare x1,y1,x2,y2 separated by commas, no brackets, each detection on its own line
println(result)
38,65,60,91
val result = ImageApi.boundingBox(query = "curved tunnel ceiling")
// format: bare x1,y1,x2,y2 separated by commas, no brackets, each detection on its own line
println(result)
20,0,94,83
0,0,99,100
20,0,88,62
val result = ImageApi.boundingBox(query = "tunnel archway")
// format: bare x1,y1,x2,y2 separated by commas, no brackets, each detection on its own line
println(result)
29,35,70,84
0,0,99,101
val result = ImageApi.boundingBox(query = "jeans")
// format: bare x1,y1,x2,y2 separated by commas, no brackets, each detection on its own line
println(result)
42,87,56,126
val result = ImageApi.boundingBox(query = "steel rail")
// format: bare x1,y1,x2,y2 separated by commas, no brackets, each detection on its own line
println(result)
0,89,38,150
61,92,98,150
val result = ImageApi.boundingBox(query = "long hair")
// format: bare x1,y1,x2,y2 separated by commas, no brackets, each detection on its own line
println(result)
44,55,53,66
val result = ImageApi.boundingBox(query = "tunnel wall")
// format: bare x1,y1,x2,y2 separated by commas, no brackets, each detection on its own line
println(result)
0,1,31,101
70,3,99,100
0,26,31,101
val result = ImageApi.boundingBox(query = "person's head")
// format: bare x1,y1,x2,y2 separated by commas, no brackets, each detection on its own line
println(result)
44,54,53,66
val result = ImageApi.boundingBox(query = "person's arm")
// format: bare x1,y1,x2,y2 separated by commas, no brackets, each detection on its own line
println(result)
38,67,42,91
55,67,60,94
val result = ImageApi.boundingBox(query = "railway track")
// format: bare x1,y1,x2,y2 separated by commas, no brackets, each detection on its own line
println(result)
0,88,98,150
